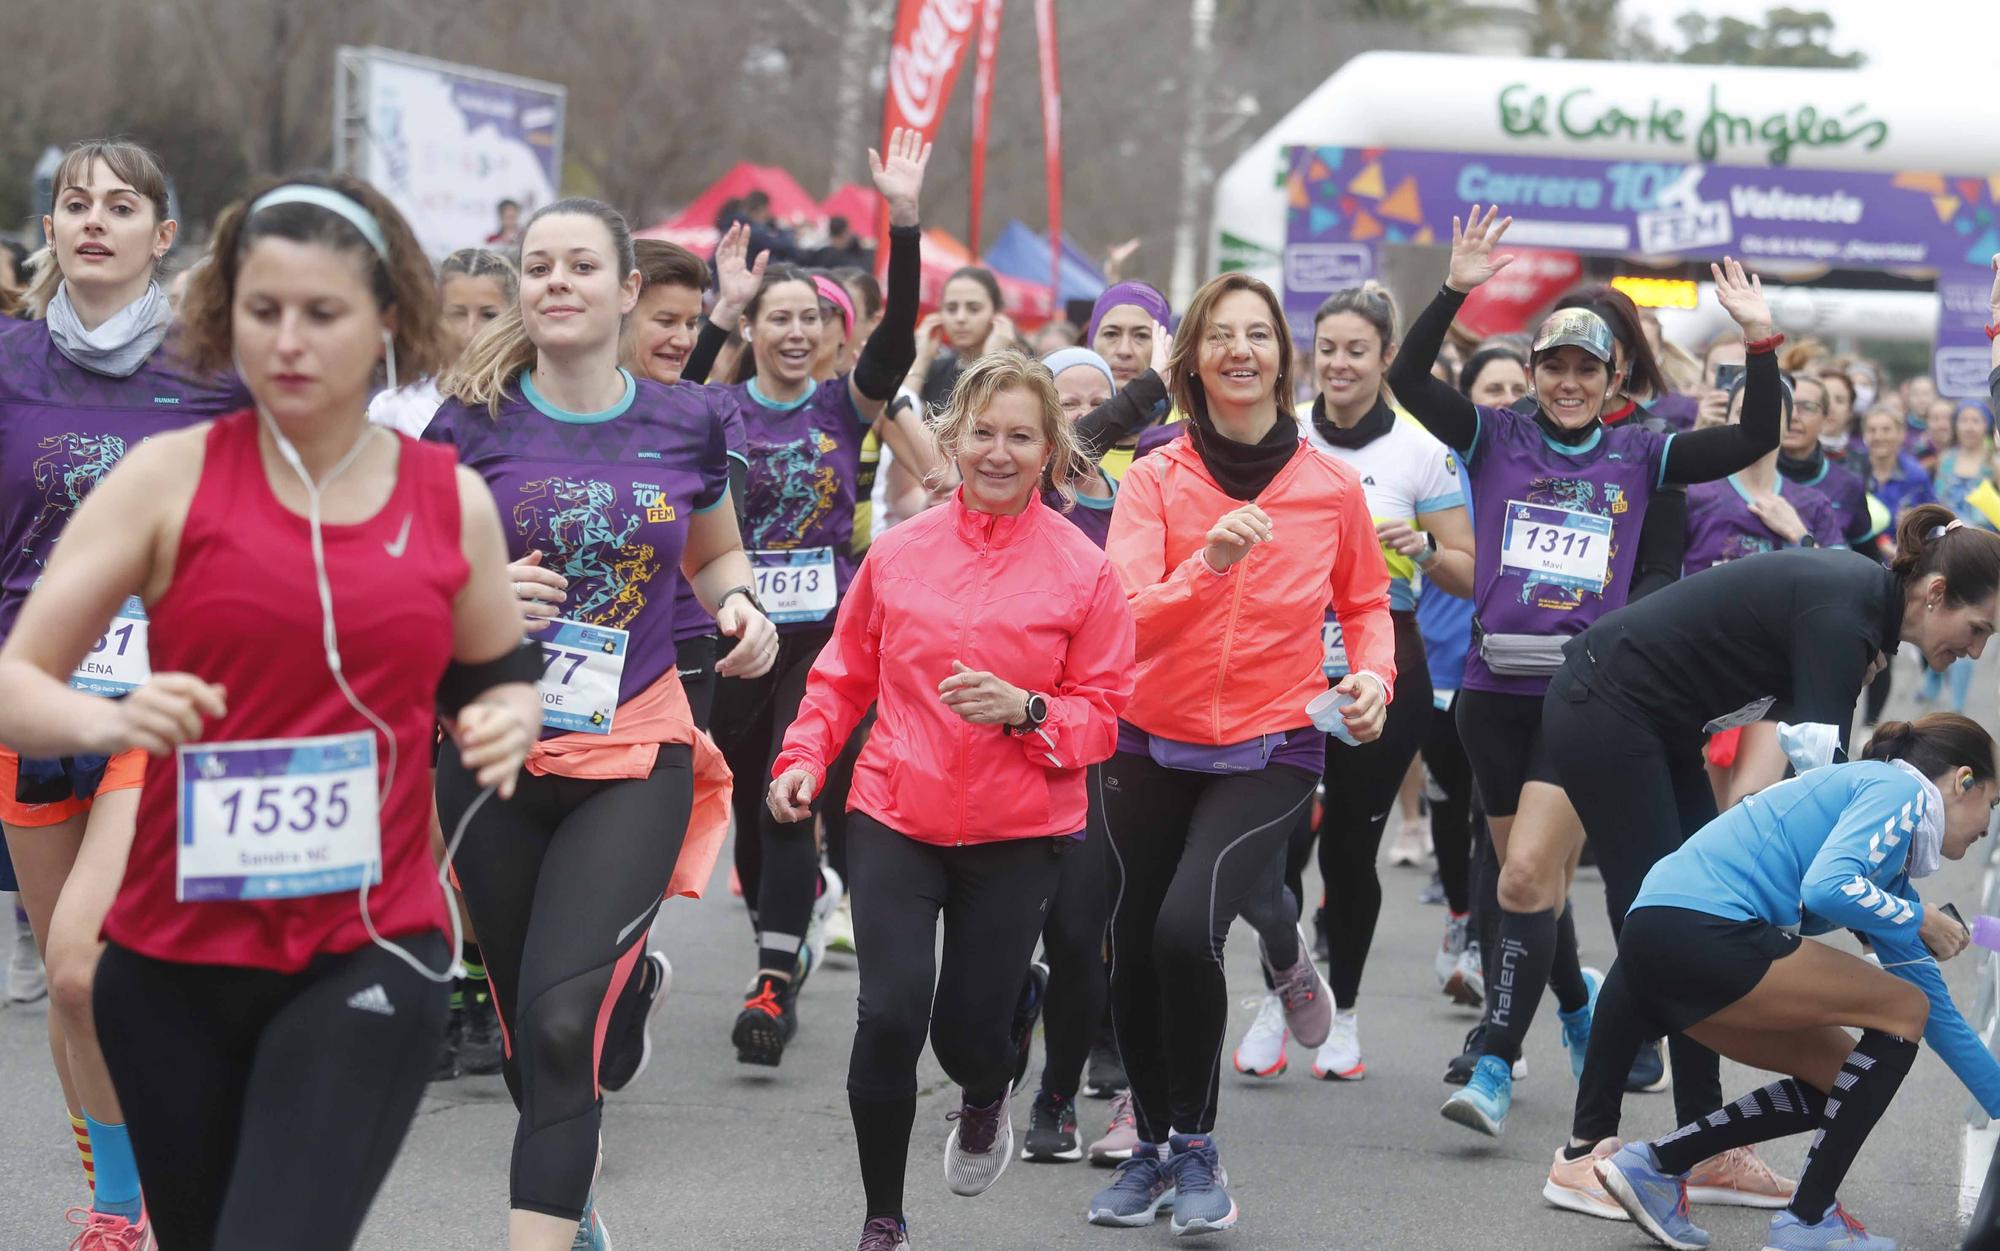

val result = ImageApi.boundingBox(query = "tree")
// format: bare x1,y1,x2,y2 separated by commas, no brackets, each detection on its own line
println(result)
1673,6,1865,68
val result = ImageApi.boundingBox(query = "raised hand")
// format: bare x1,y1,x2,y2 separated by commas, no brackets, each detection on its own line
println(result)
1711,256,1774,340
711,222,769,325
869,127,933,229
1447,205,1516,292
1149,319,1173,376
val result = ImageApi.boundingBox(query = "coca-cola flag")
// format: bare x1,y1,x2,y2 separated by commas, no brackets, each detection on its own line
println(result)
967,0,1004,250
1034,0,1062,301
880,0,980,255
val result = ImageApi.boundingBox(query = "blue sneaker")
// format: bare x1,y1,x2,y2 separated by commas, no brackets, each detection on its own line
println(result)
1558,967,1602,1081
1628,1037,1670,1093
571,1189,611,1249
1763,1204,1897,1250
1086,1142,1175,1227
1166,1133,1237,1236
1440,1054,1512,1137
1595,1142,1708,1249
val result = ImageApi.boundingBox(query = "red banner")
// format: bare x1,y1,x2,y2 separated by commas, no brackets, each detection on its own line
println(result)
1034,0,1062,304
879,0,981,259
967,0,1004,251
1456,247,1584,338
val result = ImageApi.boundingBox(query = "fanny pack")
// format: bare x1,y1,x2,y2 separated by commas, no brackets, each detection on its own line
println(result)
1473,622,1568,678
1146,731,1287,775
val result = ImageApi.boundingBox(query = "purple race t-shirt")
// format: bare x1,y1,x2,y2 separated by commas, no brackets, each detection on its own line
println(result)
668,389,748,642
1046,482,1117,549
425,370,729,722
1459,406,1672,696
1784,456,1875,545
0,318,247,646
726,377,868,634
1683,475,1844,575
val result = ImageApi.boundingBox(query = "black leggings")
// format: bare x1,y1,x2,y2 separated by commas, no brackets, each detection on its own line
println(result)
676,633,719,732
1037,766,1110,1101
437,743,692,1221
1425,695,1475,916
94,935,447,1251
1102,752,1318,1142
1281,619,1429,1008
818,708,877,884
844,814,1063,1221
712,626,832,976
1543,668,1723,1125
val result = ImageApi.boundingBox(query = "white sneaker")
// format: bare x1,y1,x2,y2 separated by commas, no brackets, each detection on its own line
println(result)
943,1082,1014,1197
1311,1009,1365,1080
1434,913,1469,987
804,864,843,977
1232,992,1289,1078
1387,819,1427,867
824,894,856,958
1444,941,1484,1009
6,898,44,1005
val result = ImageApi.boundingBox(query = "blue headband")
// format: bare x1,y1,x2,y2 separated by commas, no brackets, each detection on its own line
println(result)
248,185,390,260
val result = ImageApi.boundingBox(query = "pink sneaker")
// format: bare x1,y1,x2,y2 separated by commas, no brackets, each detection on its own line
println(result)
1542,1139,1628,1222
65,1208,155,1251
1086,1090,1139,1166
1685,1145,1795,1208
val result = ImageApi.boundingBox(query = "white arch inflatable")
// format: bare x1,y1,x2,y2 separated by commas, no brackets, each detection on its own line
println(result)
1211,51,2000,289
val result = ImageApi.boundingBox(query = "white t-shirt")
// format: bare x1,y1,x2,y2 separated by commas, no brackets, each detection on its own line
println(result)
1298,402,1464,611
366,379,444,438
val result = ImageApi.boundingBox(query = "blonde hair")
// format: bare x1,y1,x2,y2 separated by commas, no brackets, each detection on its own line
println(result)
928,350,1091,509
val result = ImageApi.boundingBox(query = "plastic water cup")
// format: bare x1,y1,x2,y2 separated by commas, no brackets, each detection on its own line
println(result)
1971,914,2000,952
1306,688,1360,747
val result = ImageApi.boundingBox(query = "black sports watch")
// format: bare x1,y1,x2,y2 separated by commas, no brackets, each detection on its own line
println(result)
718,584,766,616
1010,692,1049,736
1796,534,1819,550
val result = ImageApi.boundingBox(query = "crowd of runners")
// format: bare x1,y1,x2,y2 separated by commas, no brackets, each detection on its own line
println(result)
1,131,2000,1251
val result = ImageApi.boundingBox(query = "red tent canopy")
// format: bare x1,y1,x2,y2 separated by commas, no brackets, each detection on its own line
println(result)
919,227,1053,325
635,162,824,256
820,183,881,230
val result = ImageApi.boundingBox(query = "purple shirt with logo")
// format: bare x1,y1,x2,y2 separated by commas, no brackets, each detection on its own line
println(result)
726,378,868,634
1683,475,1844,574
425,370,730,712
1784,456,1876,545
0,318,247,646
1047,482,1117,549
668,390,748,642
1460,406,1671,696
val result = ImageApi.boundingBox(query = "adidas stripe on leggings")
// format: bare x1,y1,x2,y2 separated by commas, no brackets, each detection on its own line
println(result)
94,934,447,1251
436,741,692,1221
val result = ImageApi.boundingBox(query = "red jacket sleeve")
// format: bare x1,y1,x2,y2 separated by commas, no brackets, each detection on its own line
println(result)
773,552,881,791
1015,556,1136,770
1327,472,1397,701
1105,459,1232,659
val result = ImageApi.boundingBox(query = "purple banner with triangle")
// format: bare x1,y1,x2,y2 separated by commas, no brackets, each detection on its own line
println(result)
1283,145,2000,397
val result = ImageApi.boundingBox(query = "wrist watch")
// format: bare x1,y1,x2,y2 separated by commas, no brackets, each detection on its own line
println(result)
1009,692,1049,736
1796,534,1819,549
1415,531,1440,567
718,584,765,616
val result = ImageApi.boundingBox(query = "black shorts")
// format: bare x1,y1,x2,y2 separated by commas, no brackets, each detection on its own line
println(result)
1454,687,1556,819
1618,905,1801,1037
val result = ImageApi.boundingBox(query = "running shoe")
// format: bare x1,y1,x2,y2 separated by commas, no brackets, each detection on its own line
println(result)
1627,1038,1671,1093
600,952,671,1092
943,1083,1013,1197
1022,1089,1082,1162
1011,961,1049,1091
570,1191,611,1250
1311,903,1330,962
732,972,798,1067
1166,1133,1237,1236
1543,1138,1629,1222
1444,941,1485,1009
1558,967,1603,1081
1440,1054,1512,1136
458,978,505,1077
1311,1008,1364,1081
805,865,844,979
1595,1142,1709,1249
1685,1146,1795,1208
7,903,45,1005
1087,1090,1138,1166
825,894,857,959
1435,912,1470,989
1267,926,1332,1047
856,1215,910,1250
429,996,462,1082
1085,1034,1128,1099
64,1207,155,1250
1388,818,1427,867
1233,992,1289,1078
1761,1204,1894,1250
1086,1141,1175,1226
1444,1024,1526,1085
1418,871,1447,906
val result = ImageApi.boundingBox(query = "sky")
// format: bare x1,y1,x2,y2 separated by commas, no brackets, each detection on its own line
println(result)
1620,0,1993,76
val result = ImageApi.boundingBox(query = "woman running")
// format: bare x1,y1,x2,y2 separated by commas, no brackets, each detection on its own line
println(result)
1085,282,1176,479
907,265,1015,412
1234,282,1473,1083
710,129,941,1068
1085,272,1393,1235
770,351,1134,1251
1531,502,2000,1223
1393,208,1782,1143
0,171,538,1251
0,139,248,1248
429,195,778,1251
1582,714,1999,1251
368,248,516,437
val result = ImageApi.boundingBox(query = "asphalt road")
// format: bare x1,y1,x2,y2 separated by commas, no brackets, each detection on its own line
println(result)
0,650,1992,1250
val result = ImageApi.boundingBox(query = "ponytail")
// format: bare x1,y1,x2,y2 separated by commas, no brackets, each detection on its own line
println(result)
1862,713,1998,786
1888,503,2000,606
438,305,536,416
